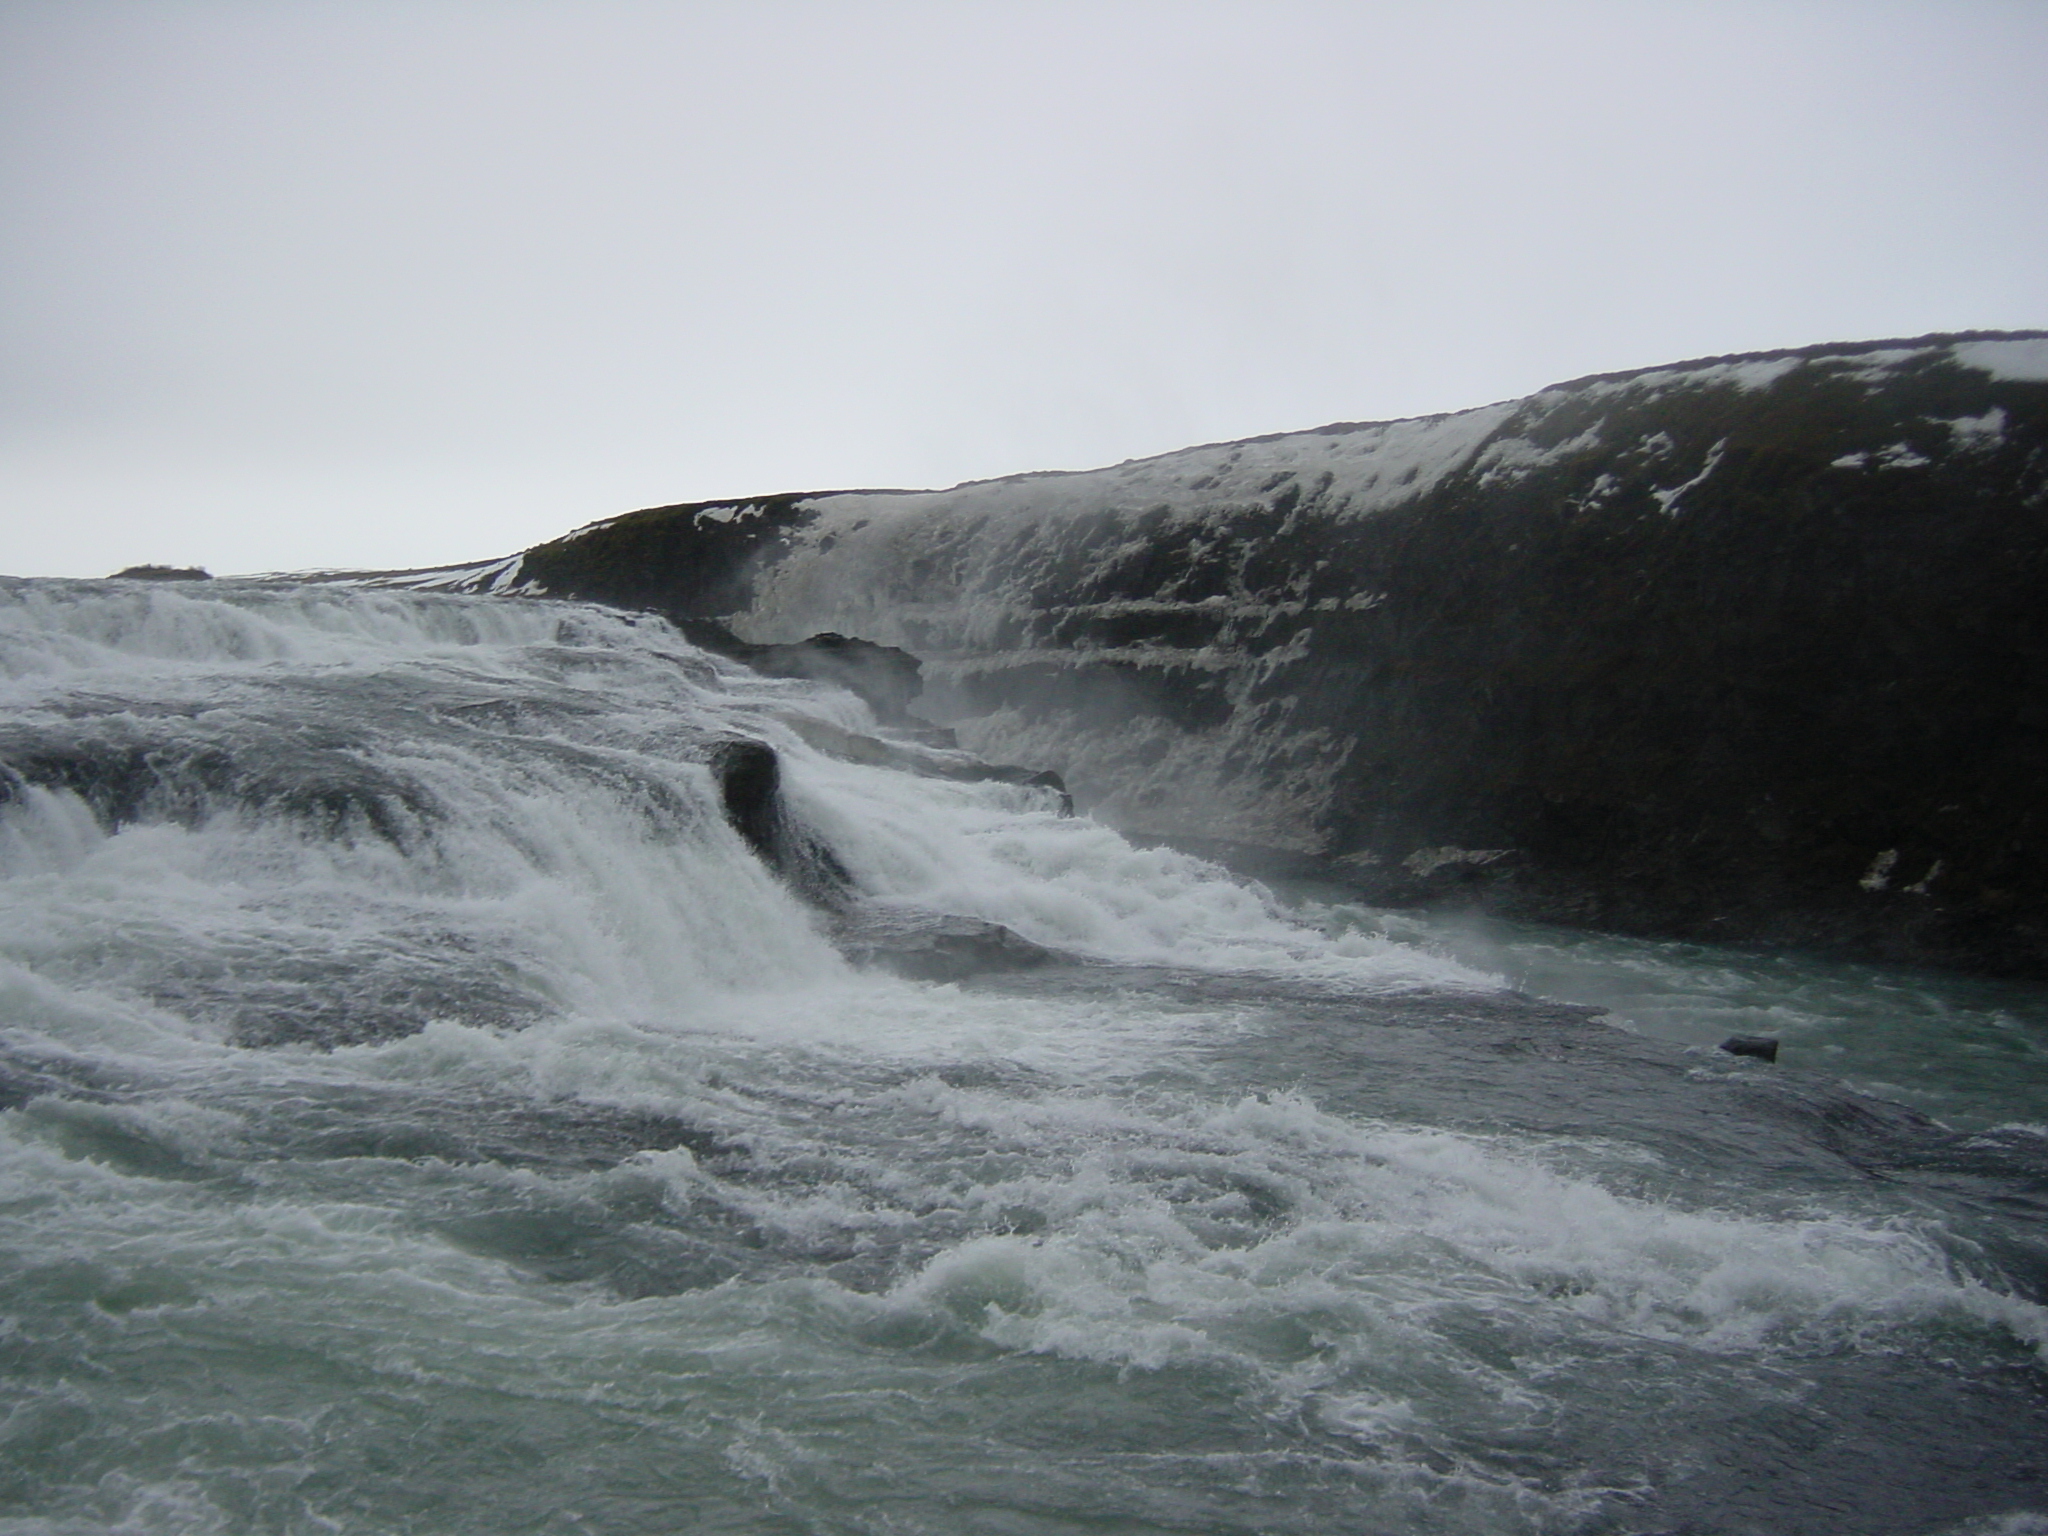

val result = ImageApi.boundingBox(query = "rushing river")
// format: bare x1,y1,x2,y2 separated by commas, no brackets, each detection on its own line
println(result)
1,579,2043,1536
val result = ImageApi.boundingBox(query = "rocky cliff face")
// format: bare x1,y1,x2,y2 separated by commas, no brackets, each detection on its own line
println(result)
406,332,2048,975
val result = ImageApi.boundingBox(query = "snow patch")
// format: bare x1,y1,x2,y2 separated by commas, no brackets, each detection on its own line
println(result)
360,555,533,595
1650,439,1727,516
1944,408,2008,451
1831,347,1927,384
1573,355,1801,403
1573,471,1622,508
1832,444,1931,472
1471,427,1604,481
1953,338,2048,383
1717,356,1802,392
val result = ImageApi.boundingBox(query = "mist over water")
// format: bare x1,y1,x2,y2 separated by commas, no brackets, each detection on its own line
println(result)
1,580,2044,1535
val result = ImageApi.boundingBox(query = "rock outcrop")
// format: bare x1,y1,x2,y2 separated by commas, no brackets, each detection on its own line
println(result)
399,332,2048,976
828,908,1055,983
706,736,1058,978
676,621,929,730
707,738,854,909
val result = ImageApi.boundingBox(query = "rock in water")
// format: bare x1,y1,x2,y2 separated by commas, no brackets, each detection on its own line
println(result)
1720,1035,1781,1062
368,331,2048,977
707,739,852,908
830,908,1055,982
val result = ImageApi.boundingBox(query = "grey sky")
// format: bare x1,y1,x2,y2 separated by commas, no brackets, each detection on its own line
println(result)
4,0,2044,577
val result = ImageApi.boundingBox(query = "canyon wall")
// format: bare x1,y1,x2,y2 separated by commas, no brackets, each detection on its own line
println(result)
414,333,2048,974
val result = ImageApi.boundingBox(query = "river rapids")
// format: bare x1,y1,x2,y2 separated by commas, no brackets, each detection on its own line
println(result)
0,579,2043,1536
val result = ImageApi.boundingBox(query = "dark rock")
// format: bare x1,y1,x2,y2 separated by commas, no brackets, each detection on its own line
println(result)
707,738,852,907
831,908,1056,982
1331,846,1528,909
109,565,212,581
519,495,819,620
741,632,926,726
668,618,929,728
377,330,2048,977
1720,1035,1781,1062
958,765,1081,819
709,738,779,852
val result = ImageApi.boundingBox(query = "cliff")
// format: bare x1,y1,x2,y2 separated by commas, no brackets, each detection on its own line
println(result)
392,332,2048,975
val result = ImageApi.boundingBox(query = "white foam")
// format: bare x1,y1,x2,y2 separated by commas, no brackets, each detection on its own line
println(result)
788,748,1495,988
3,574,2038,1496
863,1085,2048,1375
0,579,600,696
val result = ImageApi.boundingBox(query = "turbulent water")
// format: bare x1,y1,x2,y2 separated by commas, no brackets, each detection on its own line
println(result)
1,580,2044,1536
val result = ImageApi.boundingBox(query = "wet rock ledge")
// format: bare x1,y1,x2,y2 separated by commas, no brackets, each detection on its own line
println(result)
706,735,1059,983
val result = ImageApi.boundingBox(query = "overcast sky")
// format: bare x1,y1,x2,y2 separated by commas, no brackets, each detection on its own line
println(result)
4,0,2044,577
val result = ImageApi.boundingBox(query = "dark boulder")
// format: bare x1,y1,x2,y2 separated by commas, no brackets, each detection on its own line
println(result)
1720,1035,1781,1062
737,632,926,727
703,738,1058,978
707,739,852,907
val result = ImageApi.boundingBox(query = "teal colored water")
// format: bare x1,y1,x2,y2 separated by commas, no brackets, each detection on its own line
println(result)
0,581,2043,1535
1305,904,2048,1133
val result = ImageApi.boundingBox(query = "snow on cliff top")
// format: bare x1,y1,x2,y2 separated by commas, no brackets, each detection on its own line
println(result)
790,333,2032,538
1953,337,2048,382
345,333,2039,598
796,400,1523,537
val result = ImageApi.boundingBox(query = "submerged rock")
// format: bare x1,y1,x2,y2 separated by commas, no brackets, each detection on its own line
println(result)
740,632,925,728
0,724,439,846
830,908,1056,982
1720,1035,1781,1063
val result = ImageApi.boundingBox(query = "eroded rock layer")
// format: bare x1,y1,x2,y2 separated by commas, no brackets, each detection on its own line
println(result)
410,333,2048,974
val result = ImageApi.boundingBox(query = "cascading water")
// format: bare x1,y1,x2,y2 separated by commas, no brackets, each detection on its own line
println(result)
1,578,2044,1536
